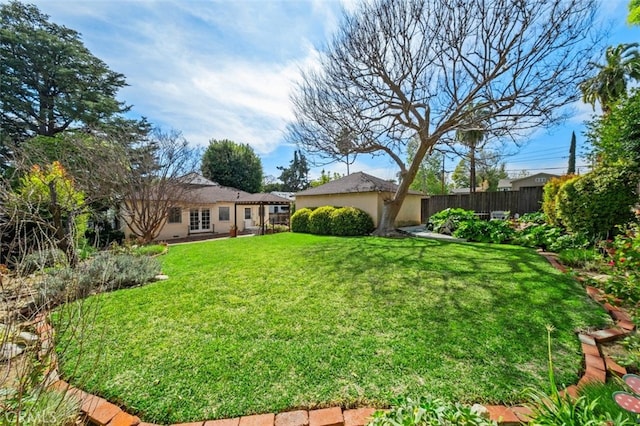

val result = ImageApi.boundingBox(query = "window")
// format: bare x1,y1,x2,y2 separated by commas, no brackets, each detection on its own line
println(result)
219,206,230,221
168,207,182,224
534,177,547,183
244,208,251,219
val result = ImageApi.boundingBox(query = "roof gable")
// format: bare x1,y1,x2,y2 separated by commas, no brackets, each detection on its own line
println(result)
296,172,423,196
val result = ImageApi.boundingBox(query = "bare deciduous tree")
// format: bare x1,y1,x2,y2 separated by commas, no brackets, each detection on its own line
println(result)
289,0,601,235
121,129,200,244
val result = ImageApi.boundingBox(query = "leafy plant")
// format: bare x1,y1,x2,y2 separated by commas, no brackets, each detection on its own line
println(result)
598,274,640,305
291,207,313,233
308,206,336,235
609,223,640,272
548,232,590,253
368,397,496,426
512,224,563,250
518,212,547,225
453,219,515,243
616,334,640,371
428,208,476,234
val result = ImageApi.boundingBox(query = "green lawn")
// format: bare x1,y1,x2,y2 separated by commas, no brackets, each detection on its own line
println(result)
56,233,608,423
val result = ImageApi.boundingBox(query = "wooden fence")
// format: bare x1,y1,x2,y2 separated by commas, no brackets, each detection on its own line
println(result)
421,186,544,223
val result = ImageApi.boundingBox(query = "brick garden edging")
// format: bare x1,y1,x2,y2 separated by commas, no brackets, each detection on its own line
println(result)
34,251,635,426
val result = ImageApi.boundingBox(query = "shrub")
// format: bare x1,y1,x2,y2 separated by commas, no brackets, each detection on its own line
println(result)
454,219,515,243
330,207,374,236
88,252,161,290
542,174,576,226
291,208,313,233
20,249,67,275
368,397,496,426
308,206,336,235
556,165,637,240
271,224,289,233
37,252,161,306
427,208,476,234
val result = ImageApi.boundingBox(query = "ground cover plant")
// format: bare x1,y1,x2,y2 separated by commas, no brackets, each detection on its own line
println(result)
55,234,608,423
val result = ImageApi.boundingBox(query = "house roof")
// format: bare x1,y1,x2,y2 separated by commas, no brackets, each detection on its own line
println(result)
191,184,250,203
236,193,291,205
295,171,423,196
509,172,559,184
182,172,219,186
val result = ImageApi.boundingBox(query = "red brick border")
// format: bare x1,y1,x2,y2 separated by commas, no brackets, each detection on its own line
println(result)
34,251,634,426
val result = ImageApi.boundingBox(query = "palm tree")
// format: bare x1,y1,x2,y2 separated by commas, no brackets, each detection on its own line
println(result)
580,43,640,115
455,104,491,193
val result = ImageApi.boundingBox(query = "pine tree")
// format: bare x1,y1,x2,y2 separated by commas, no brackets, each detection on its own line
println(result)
568,131,576,174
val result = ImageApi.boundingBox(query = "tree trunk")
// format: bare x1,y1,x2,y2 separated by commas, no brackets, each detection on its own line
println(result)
372,134,433,236
469,150,476,193
372,198,404,236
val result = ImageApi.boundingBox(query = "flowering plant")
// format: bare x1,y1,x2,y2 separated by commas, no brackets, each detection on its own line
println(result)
610,223,640,271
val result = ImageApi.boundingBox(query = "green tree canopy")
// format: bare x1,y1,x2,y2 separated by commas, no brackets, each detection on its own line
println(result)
0,1,127,141
277,150,310,191
629,0,640,25
580,43,640,115
451,151,507,192
586,88,640,169
407,138,447,195
201,139,263,193
309,170,343,188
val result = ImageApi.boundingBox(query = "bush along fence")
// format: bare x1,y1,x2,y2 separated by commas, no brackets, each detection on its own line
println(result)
421,187,543,223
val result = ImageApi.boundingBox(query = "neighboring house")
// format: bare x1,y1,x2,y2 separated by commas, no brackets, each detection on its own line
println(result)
268,192,294,214
122,174,290,241
450,187,486,194
498,173,559,191
295,172,423,227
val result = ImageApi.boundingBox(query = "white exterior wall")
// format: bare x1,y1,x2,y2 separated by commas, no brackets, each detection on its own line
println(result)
122,202,265,241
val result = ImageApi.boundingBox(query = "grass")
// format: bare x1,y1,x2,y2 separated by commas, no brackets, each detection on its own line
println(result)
56,233,608,423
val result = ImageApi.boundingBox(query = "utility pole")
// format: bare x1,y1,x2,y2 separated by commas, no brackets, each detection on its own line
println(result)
441,155,446,194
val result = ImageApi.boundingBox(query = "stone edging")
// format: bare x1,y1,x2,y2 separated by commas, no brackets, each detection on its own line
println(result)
34,251,635,426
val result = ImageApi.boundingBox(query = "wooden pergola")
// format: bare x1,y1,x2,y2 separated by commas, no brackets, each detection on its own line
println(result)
234,193,292,235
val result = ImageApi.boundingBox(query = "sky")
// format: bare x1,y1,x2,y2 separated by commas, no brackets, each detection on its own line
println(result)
12,0,640,183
